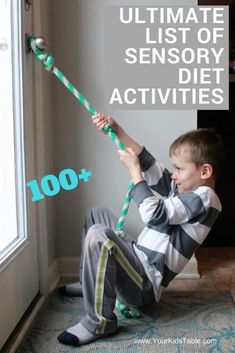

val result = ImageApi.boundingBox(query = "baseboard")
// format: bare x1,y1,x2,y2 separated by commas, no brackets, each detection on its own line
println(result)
58,256,80,278
48,254,199,290
175,255,200,279
48,257,80,290
48,258,60,293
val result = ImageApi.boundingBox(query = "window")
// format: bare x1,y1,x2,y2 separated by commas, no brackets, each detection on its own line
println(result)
0,0,27,263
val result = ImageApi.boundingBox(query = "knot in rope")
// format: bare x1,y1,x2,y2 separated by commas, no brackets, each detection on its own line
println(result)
103,124,114,135
29,36,54,72
116,299,141,318
103,124,125,151
36,52,54,71
114,229,125,238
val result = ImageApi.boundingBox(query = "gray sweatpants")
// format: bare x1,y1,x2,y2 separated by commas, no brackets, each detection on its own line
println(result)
79,207,155,335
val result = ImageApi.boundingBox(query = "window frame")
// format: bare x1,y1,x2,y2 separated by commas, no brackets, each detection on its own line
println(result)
0,0,28,266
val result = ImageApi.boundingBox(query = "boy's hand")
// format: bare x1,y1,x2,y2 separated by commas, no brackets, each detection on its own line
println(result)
92,113,120,134
118,148,143,184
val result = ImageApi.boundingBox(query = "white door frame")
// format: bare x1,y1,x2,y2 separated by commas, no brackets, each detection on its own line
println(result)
31,0,51,297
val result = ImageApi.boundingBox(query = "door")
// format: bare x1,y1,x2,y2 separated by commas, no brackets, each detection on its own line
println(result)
198,81,235,246
0,0,39,348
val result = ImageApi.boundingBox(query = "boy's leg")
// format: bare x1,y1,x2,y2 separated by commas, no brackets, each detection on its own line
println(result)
80,207,134,279
57,224,154,347
62,207,133,296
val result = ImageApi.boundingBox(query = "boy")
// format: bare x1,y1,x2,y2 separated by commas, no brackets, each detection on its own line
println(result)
58,113,224,347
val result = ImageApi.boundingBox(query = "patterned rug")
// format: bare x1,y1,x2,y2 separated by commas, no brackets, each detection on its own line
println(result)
17,290,235,353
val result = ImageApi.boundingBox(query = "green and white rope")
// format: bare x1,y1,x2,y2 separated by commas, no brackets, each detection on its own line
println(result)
29,35,140,318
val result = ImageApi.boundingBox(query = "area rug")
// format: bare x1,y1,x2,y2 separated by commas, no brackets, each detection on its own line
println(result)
17,290,235,353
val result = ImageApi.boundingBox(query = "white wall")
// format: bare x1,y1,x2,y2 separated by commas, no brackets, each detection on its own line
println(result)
49,0,197,258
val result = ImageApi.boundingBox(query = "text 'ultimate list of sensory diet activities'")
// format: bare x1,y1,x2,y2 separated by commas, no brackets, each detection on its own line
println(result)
105,6,229,110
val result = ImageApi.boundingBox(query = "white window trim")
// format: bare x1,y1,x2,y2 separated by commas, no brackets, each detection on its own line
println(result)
0,0,28,267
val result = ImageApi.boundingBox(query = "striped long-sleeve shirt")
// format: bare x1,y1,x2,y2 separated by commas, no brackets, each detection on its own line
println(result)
130,148,222,302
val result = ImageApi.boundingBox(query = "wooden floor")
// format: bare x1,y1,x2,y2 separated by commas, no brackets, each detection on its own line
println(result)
167,247,235,303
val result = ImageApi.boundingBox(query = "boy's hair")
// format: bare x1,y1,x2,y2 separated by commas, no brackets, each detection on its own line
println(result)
169,129,224,179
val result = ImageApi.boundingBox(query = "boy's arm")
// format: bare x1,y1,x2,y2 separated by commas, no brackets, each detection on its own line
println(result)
116,125,144,156
138,148,172,196
130,183,221,227
93,113,172,195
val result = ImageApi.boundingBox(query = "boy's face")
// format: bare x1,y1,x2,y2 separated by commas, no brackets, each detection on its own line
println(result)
170,152,204,194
